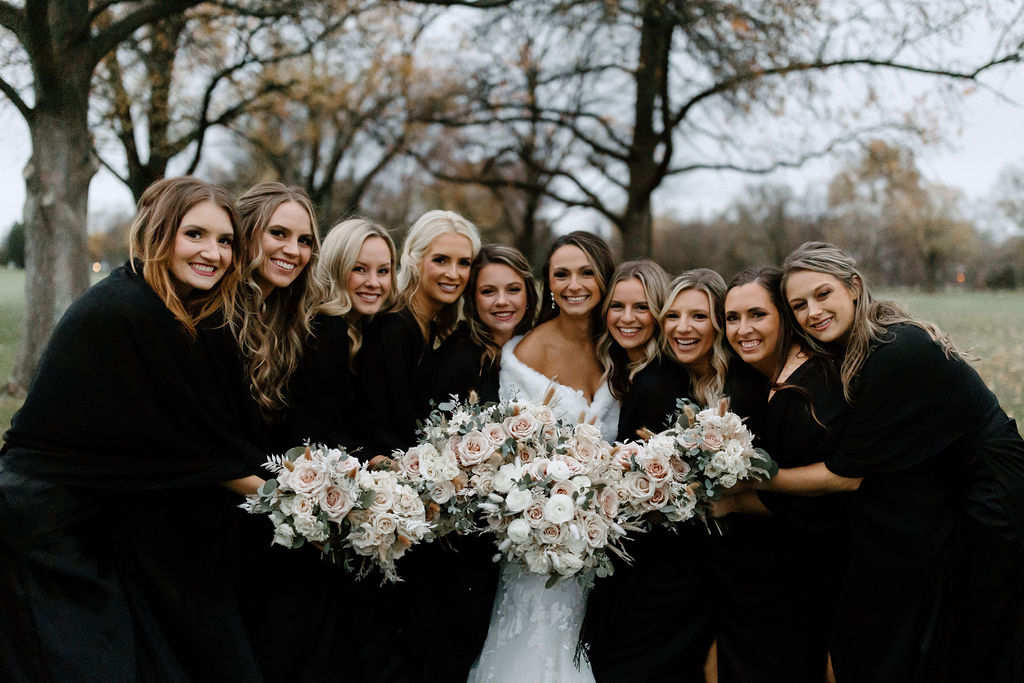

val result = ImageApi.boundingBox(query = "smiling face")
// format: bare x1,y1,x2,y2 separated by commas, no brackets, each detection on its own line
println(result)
662,289,715,373
418,232,474,308
474,263,527,346
548,245,601,318
606,278,656,361
255,200,314,296
725,282,782,377
347,235,392,318
169,200,235,296
785,270,858,345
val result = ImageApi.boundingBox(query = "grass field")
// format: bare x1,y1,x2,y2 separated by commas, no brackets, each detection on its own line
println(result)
0,271,1021,437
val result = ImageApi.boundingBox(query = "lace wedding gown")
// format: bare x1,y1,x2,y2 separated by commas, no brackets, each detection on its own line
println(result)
468,336,620,683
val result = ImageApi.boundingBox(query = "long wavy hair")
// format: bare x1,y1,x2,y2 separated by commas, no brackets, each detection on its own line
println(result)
128,176,243,337
781,241,966,402
661,268,729,407
726,267,793,383
394,209,481,341
538,231,615,341
598,260,670,400
233,182,324,417
463,244,539,369
317,217,397,364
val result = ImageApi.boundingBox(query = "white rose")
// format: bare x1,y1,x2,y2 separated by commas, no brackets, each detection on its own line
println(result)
471,472,495,496
493,464,520,494
507,518,532,544
505,487,533,513
293,512,324,540
457,431,493,467
573,475,592,489
505,413,539,440
547,459,571,481
718,473,738,489
724,439,745,459
271,522,296,547
321,485,355,522
483,423,509,446
393,487,424,518
537,522,564,545
291,459,326,495
574,422,602,444
580,512,609,548
430,480,456,505
552,551,585,576
332,453,361,478
645,434,676,461
356,469,375,490
544,493,575,525
532,405,557,426
371,513,398,538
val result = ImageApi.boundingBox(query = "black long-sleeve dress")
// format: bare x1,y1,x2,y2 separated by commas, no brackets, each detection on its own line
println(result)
824,323,1024,683
584,356,716,682
0,263,264,683
430,324,501,405
751,356,852,682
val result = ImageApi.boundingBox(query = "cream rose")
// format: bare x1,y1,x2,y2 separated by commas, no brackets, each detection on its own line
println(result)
505,413,540,440
623,470,655,501
580,511,609,548
507,518,532,544
537,523,563,545
291,459,326,495
524,500,547,528
430,480,456,505
596,486,620,518
702,429,725,451
544,493,575,525
483,422,509,446
505,487,533,513
321,485,356,521
457,430,492,467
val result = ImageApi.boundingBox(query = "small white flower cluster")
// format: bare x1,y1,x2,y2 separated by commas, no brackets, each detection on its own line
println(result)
243,445,431,582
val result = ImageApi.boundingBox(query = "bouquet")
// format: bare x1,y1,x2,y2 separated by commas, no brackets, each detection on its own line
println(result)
242,444,432,582
663,397,777,501
602,434,700,528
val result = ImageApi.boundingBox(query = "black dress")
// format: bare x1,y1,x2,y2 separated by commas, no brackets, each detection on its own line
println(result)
824,323,1024,683
0,264,264,683
431,324,501,405
753,356,851,682
584,357,716,682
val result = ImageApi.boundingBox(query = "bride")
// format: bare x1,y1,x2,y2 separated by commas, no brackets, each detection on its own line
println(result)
469,231,619,683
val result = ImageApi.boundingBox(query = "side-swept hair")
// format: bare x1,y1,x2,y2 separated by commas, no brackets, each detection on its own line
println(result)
233,182,324,417
464,244,539,369
394,209,481,340
661,268,729,407
598,260,670,400
317,217,397,363
538,231,615,339
782,241,968,403
128,176,242,337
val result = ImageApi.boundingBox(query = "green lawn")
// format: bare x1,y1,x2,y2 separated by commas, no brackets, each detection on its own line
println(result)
0,273,1021,437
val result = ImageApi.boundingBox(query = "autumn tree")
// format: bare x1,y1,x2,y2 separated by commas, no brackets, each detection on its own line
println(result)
421,0,1023,259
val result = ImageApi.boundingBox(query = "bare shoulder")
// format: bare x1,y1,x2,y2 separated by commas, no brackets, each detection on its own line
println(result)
514,320,557,371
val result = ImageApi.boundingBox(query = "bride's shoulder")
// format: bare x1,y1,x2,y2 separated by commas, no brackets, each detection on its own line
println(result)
512,321,558,367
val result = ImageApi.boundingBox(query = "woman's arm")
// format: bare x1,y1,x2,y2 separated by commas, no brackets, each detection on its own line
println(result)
221,475,265,497
760,462,861,496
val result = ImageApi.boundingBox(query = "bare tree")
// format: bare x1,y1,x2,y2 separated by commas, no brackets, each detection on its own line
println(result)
418,0,1023,259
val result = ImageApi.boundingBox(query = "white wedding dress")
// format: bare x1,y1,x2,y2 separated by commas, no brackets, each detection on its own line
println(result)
468,335,620,683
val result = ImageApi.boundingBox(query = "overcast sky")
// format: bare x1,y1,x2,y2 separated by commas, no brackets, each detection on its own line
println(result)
0,51,1021,239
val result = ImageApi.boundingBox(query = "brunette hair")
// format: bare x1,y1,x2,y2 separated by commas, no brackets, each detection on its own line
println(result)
463,244,539,369
233,182,324,417
661,268,729,406
394,209,481,341
598,260,670,400
781,241,966,402
538,231,615,339
128,176,242,336
317,217,397,363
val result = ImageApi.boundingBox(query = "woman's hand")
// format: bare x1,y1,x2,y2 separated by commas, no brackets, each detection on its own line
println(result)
221,474,265,497
708,491,772,518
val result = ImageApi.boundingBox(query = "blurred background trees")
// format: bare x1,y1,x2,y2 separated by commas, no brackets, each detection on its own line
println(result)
1,0,1023,390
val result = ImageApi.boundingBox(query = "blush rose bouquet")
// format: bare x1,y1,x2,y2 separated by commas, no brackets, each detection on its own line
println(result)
242,444,431,582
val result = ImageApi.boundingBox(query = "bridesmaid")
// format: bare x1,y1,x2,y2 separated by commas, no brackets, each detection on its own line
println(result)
229,182,322,448
357,209,482,683
0,177,263,682
285,217,396,449
583,260,715,682
358,209,481,455
431,243,539,405
763,242,1024,682
717,267,851,682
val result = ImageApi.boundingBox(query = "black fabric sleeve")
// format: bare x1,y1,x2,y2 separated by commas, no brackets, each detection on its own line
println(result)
1,265,261,488
616,360,690,443
826,324,976,477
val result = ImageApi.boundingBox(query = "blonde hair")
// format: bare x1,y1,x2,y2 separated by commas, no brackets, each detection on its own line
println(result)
463,244,539,369
233,182,324,417
782,241,967,403
394,210,481,340
598,260,670,400
128,176,242,336
660,268,729,407
317,217,397,363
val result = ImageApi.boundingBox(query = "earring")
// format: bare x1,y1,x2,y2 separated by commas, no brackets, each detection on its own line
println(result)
550,292,556,306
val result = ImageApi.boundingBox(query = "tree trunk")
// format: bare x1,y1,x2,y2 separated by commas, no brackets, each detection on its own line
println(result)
9,102,95,394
